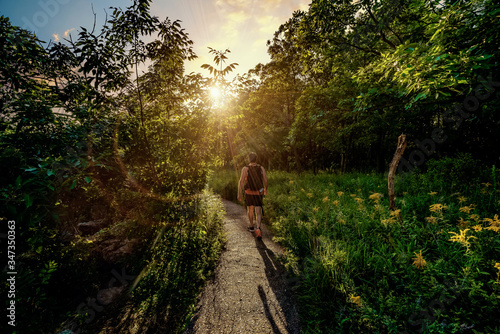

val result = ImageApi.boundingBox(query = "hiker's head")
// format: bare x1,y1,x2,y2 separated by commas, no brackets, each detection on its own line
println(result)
248,152,257,163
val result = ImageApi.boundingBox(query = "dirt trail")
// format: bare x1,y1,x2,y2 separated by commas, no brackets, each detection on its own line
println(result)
185,200,301,334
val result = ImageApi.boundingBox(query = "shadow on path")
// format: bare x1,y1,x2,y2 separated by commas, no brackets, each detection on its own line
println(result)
255,236,300,334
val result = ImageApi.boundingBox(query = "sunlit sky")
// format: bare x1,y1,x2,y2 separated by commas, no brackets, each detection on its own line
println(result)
0,0,311,78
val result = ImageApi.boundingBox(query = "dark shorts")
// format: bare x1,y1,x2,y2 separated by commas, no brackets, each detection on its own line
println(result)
245,194,263,207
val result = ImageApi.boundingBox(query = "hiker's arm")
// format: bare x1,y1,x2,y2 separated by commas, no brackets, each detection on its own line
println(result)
237,167,247,202
262,167,268,196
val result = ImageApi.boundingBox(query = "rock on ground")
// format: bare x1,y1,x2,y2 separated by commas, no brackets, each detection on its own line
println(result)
185,200,301,334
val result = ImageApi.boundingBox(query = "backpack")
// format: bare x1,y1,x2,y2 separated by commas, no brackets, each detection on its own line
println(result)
245,164,263,192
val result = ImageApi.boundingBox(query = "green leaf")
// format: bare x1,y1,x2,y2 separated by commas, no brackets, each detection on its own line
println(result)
24,194,33,208
414,92,427,102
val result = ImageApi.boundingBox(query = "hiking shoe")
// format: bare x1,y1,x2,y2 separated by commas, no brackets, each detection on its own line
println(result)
255,228,262,240
247,226,255,232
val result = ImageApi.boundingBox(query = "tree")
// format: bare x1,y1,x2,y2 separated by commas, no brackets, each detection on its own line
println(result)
234,12,307,170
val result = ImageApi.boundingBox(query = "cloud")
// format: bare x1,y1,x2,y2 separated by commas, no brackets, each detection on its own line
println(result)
226,10,248,23
184,0,311,77
64,28,75,38
52,28,74,43
215,0,249,13
256,15,283,35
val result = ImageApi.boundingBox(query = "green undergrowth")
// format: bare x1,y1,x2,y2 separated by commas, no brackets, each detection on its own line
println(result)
207,168,240,202
210,159,500,333
130,190,226,333
78,189,226,334
2,188,225,334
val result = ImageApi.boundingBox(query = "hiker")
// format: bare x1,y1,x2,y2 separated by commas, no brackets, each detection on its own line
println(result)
237,152,268,236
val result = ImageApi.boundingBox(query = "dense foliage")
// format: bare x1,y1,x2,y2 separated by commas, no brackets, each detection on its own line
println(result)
227,0,500,172
1,1,225,333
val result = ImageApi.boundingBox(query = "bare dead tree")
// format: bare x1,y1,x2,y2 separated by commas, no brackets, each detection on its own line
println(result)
388,134,407,211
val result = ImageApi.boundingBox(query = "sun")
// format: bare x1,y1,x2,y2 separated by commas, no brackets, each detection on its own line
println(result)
210,86,222,100
209,85,226,108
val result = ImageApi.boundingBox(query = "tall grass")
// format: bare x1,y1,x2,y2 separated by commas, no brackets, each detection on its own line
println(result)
210,160,500,333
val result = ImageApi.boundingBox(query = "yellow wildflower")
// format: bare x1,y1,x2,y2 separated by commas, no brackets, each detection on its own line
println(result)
323,196,329,203
483,214,500,232
354,197,364,204
458,196,467,204
429,204,446,213
350,194,356,198
472,224,483,232
470,214,480,222
339,218,346,224
459,205,475,214
307,193,313,198
495,263,500,271
457,217,469,228
301,188,305,192
350,295,362,306
426,216,438,224
358,188,362,192
486,225,500,232
449,229,477,252
313,207,319,213
289,180,294,184
337,191,344,197
369,193,383,203
382,218,396,225
481,182,492,187
429,191,438,196
390,209,401,217
412,250,427,269
333,200,340,206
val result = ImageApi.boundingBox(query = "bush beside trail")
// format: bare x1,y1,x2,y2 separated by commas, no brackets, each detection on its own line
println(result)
85,189,226,334
0,189,226,334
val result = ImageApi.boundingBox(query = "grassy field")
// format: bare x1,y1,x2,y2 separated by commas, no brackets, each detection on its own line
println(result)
209,160,500,333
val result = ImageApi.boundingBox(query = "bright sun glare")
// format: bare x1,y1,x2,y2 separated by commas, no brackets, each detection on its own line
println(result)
210,86,222,100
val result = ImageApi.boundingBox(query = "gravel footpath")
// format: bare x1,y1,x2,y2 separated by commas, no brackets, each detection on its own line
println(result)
185,200,301,334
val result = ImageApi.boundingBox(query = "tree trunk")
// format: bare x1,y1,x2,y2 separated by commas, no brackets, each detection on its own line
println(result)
388,134,407,211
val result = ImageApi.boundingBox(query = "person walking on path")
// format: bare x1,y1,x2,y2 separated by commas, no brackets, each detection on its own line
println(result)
237,152,268,237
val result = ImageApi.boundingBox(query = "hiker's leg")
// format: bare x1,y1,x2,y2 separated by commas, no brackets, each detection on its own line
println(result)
247,205,255,227
255,206,262,229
